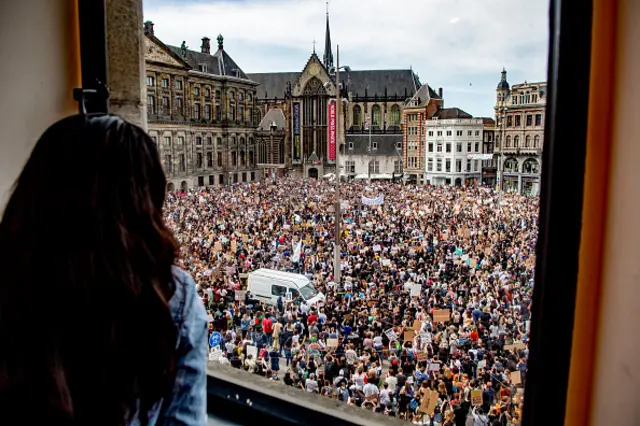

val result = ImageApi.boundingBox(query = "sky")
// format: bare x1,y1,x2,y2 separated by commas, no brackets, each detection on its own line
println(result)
143,0,549,118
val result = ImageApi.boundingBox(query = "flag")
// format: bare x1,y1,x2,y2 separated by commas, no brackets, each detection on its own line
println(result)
291,240,302,263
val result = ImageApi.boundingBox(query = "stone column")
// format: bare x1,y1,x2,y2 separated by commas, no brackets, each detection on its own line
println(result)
106,0,146,129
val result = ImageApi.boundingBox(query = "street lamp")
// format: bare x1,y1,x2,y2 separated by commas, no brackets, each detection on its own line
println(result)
496,104,507,191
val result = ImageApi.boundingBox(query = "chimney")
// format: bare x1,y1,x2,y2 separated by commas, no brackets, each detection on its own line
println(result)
201,37,211,55
143,21,154,36
438,87,443,98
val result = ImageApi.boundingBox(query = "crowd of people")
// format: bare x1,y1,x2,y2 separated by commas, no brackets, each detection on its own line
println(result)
164,178,538,425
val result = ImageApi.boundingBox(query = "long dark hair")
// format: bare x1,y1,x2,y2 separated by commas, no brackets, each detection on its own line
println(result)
0,114,179,425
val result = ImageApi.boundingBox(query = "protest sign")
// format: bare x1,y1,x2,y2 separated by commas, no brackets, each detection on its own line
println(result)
421,332,432,344
246,345,258,360
433,309,450,323
231,240,237,252
471,389,483,406
477,359,486,369
384,328,398,341
242,234,249,243
235,290,246,301
428,362,440,372
326,338,339,348
412,320,423,331
511,370,522,385
404,330,415,342
209,348,223,362
419,392,432,414
410,283,421,298
416,351,428,362
214,241,223,252
426,390,439,414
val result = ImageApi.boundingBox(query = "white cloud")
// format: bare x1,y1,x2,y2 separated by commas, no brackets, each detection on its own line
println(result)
144,0,549,117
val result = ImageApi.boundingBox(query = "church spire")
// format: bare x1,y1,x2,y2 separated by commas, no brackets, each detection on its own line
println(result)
323,1,334,70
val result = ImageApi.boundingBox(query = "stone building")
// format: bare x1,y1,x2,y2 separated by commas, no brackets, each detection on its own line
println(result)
143,21,259,190
402,85,444,183
494,69,545,196
246,11,441,179
424,108,484,186
341,134,403,180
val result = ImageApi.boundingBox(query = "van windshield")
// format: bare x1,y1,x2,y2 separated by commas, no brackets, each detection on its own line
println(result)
299,284,318,300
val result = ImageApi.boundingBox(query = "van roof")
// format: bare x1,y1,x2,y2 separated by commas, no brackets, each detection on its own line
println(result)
250,268,310,283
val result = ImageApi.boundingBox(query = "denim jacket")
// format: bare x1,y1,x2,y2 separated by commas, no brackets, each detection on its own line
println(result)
130,267,208,426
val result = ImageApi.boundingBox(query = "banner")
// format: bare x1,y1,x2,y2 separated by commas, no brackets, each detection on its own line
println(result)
467,153,494,160
293,102,301,162
361,194,384,206
291,240,302,263
328,100,336,161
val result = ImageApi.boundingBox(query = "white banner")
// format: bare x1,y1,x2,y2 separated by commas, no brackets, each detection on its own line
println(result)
291,240,302,263
361,194,384,205
467,153,494,160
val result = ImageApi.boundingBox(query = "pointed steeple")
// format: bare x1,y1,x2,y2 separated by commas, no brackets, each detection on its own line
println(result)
323,2,334,70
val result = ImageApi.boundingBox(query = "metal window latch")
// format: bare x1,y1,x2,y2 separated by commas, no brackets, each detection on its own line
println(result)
73,80,109,115
73,88,98,115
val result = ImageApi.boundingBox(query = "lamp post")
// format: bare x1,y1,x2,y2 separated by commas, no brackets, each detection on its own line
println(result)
497,104,507,191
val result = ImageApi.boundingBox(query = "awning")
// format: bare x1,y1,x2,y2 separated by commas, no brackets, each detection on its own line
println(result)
372,173,393,180
354,174,369,180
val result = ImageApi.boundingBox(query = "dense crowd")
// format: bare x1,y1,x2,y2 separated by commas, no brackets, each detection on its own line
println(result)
164,178,538,425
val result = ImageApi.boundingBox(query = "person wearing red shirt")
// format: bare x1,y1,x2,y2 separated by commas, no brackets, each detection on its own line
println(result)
307,312,318,326
262,317,274,346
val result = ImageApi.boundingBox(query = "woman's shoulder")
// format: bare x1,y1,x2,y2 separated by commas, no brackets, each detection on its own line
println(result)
169,266,207,327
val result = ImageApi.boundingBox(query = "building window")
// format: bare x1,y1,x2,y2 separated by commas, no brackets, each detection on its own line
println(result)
196,136,202,146
526,115,533,126
176,97,183,115
346,161,355,173
525,135,531,147
456,130,462,136
217,152,223,167
230,105,236,122
514,135,520,147
205,87,211,98
534,135,541,148
249,151,254,166
372,105,381,126
396,142,402,150
535,114,542,126
428,131,434,137
474,160,479,171
179,154,186,172
428,143,434,152
456,159,462,172
207,137,212,146
162,96,169,113
194,87,200,97
251,171,255,181
147,95,155,114
372,142,378,150
445,158,451,172
456,143,462,153
468,130,472,136
437,131,442,136
447,130,452,136
177,136,184,148
515,115,521,127
390,105,401,125
507,116,513,127
216,104,222,121
353,105,362,126
506,136,511,147
196,153,203,168
475,142,479,152
523,158,540,174
205,104,211,120
146,76,154,86
163,136,171,146
436,159,442,172
466,159,471,172
427,158,433,171
394,160,402,173
446,143,451,153
348,142,354,150
437,143,443,153
194,103,200,120
532,94,538,103
161,78,169,88
209,175,214,185
475,130,480,136
467,142,471,152
240,150,246,166
175,79,183,90
233,173,238,183
231,151,237,167
164,155,172,173
207,152,213,168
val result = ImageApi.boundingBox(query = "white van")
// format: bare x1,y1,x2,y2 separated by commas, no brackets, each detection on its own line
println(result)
247,268,324,306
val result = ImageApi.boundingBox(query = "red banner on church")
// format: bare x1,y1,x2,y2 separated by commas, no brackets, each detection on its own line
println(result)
328,100,336,161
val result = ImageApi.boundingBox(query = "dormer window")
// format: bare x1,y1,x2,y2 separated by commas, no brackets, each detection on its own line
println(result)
199,64,207,73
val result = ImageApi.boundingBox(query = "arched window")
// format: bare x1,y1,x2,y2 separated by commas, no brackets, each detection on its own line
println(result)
495,134,500,148
506,135,511,147
390,105,401,125
514,135,520,147
525,135,531,147
352,105,362,126
522,158,539,174
372,105,381,126
534,135,541,148
240,150,246,166
240,137,245,146
249,151,254,166
504,158,518,173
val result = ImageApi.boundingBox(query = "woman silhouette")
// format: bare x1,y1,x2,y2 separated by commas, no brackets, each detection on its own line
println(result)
0,114,207,425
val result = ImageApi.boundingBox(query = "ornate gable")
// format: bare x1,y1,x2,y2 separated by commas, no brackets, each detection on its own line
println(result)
144,37,189,69
292,53,336,97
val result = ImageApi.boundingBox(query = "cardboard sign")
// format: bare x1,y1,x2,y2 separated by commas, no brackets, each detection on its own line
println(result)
419,391,433,414
426,390,439,415
511,370,522,385
214,241,223,252
231,240,237,252
209,348,223,362
404,330,416,342
246,345,258,360
471,389,483,406
326,338,339,348
416,351,428,362
367,298,378,307
242,234,249,243
504,343,527,352
413,320,423,332
433,309,451,323
428,362,441,372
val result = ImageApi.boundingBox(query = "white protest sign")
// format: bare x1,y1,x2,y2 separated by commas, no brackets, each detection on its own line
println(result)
209,348,223,362
410,283,421,298
384,328,398,341
246,345,258,359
